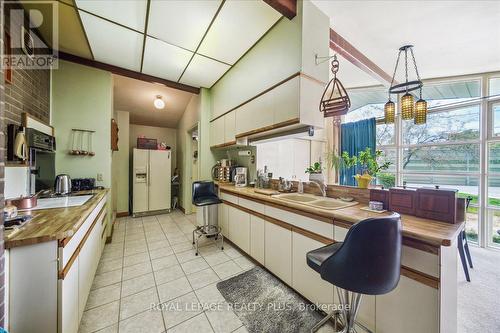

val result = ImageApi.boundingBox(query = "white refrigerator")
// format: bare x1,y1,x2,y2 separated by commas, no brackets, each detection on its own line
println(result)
133,148,171,215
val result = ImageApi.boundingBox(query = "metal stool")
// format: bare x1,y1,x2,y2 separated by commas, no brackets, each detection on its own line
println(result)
306,213,402,332
191,181,224,256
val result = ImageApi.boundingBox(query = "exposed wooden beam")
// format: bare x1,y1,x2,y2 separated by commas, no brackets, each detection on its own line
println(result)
58,52,200,94
329,29,393,85
263,0,297,19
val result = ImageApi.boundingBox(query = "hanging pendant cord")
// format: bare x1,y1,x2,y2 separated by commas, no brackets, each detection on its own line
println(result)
404,47,409,94
389,50,402,98
410,47,423,99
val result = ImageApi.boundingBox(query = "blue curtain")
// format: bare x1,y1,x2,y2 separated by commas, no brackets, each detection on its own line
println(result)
340,118,376,186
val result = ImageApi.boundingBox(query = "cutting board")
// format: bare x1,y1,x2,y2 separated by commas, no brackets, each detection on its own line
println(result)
254,188,280,196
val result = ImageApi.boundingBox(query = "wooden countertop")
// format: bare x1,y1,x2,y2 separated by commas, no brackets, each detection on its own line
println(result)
5,189,109,249
219,185,464,247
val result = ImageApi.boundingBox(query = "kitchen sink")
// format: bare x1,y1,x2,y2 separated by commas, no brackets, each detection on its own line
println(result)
276,194,318,203
275,193,357,210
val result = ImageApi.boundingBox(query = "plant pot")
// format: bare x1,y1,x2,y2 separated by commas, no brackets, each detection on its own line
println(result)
354,173,372,189
309,173,324,183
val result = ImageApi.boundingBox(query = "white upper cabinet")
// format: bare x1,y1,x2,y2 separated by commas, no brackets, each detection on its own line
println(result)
224,111,236,143
210,117,225,147
273,76,300,125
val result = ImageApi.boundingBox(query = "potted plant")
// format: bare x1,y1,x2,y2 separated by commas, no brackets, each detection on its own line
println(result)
328,149,391,188
305,161,324,182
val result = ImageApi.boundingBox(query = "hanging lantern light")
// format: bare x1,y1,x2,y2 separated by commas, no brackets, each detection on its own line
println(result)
401,93,415,120
414,89,427,124
384,99,395,124
319,54,351,118
387,45,427,124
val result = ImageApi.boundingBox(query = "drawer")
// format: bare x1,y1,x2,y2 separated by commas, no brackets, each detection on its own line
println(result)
238,197,265,214
402,246,439,278
264,205,333,240
220,192,238,204
59,197,106,270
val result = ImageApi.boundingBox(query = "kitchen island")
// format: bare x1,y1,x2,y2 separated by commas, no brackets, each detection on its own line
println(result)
5,189,109,333
217,184,462,333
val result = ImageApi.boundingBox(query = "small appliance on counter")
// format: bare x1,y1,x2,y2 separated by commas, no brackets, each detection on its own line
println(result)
234,167,248,187
72,178,96,192
212,159,235,183
54,174,72,195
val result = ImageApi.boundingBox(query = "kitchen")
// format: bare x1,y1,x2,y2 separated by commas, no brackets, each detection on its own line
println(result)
1,1,499,333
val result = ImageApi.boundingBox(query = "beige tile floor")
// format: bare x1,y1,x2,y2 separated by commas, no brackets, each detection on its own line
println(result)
78,210,254,333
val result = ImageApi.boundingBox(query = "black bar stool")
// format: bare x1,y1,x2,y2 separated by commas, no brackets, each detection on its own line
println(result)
306,213,402,332
192,181,224,255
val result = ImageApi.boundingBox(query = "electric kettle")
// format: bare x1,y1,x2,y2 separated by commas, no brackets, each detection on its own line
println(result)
54,174,72,195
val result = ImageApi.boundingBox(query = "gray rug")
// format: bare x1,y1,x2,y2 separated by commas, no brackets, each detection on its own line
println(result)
216,267,324,333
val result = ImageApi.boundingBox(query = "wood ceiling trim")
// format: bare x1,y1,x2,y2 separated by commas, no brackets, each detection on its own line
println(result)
68,0,95,60
59,51,200,94
177,0,227,84
329,28,393,86
263,0,297,20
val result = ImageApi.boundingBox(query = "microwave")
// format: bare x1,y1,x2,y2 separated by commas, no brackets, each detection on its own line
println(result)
25,128,56,193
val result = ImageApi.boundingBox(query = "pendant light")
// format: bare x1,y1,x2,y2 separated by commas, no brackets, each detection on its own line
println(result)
154,95,165,109
401,93,415,120
414,90,428,124
319,55,351,118
384,99,395,124
385,45,427,124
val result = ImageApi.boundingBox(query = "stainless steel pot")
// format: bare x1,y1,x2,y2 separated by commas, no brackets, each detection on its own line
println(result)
54,174,72,195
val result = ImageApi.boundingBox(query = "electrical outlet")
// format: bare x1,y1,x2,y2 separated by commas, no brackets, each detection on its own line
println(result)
97,173,103,181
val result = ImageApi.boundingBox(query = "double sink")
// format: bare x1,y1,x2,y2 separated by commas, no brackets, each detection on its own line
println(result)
273,193,358,210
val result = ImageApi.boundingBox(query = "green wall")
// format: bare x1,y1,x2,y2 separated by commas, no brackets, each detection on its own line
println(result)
113,110,129,214
52,60,113,186
52,60,113,232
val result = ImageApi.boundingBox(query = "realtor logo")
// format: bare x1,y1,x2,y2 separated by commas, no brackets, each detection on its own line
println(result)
1,0,58,70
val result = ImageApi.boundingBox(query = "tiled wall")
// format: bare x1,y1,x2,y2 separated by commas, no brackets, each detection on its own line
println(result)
3,8,50,127
0,3,6,327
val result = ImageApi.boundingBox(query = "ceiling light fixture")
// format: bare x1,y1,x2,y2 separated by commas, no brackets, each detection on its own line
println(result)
154,95,165,109
384,45,427,124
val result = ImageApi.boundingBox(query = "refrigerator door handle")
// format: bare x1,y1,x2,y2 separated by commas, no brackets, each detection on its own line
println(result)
147,161,151,186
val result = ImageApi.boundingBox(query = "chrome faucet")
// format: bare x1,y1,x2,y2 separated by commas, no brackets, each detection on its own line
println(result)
307,180,327,197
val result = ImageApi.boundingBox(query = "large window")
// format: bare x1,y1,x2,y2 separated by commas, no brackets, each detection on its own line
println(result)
344,74,500,248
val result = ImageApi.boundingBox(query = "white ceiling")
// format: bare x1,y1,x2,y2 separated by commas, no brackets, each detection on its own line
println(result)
313,0,500,88
74,0,282,88
113,75,193,128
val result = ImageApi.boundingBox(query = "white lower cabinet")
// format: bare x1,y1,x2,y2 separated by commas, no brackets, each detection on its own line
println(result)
265,221,292,285
58,256,79,333
218,203,229,238
292,232,334,306
376,276,439,333
228,206,251,253
250,215,265,265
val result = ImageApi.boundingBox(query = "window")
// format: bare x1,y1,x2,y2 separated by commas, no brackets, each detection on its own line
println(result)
402,106,480,145
492,103,500,137
344,76,498,246
489,77,500,97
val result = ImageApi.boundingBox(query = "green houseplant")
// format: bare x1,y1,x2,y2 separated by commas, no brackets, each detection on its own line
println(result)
305,161,324,182
328,148,391,188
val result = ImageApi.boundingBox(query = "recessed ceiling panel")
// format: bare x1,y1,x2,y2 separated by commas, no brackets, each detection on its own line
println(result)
79,11,143,71
142,37,193,82
198,0,281,65
148,0,222,51
180,54,230,88
75,0,147,31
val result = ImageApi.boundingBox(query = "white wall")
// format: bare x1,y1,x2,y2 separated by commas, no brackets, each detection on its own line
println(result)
129,124,177,169
256,139,311,181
